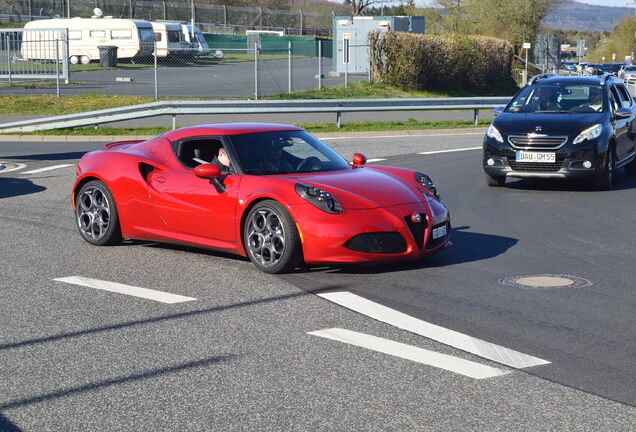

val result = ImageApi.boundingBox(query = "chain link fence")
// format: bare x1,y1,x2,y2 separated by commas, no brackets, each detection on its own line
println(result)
0,29,368,98
2,0,333,36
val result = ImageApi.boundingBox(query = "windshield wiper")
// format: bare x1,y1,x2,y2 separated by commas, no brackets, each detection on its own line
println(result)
534,110,571,114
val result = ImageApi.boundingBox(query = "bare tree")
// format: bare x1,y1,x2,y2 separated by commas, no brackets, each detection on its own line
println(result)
343,0,383,16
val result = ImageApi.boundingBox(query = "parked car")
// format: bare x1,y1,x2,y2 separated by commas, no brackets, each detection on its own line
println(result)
150,21,196,58
618,65,636,81
72,123,451,273
22,17,155,64
483,73,636,190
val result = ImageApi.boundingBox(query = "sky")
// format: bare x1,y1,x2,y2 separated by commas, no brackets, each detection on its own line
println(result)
414,0,632,6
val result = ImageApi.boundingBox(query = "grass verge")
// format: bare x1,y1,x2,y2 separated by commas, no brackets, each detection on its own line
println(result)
13,118,491,136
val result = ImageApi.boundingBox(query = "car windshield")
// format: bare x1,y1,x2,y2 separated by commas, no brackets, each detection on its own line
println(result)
229,130,352,175
505,84,605,114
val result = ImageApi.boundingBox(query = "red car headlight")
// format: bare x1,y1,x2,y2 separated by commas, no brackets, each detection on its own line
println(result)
295,183,343,214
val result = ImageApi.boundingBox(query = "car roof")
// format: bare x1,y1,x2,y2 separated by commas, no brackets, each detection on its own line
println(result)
162,123,304,141
530,75,620,86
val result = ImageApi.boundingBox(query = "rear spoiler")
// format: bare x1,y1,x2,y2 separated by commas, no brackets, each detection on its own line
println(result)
102,139,145,151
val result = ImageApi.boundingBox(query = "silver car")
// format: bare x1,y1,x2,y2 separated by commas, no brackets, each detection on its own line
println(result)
618,65,636,81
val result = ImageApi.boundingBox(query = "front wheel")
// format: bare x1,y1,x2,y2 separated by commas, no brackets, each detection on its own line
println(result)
243,200,302,273
485,173,506,187
75,180,122,246
593,145,615,191
625,157,636,175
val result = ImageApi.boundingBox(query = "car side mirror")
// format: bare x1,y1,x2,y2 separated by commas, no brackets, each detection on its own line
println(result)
615,107,632,120
492,106,504,117
352,153,367,167
194,163,226,193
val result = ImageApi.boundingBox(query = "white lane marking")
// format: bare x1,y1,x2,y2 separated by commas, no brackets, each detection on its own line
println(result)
366,158,387,163
22,164,73,174
54,276,197,304
322,133,485,140
309,328,510,379
317,291,550,369
418,147,482,155
0,162,27,173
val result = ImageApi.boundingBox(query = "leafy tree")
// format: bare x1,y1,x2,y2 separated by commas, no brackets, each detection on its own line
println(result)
588,16,636,62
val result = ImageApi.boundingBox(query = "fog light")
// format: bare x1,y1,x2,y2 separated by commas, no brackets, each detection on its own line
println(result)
583,161,592,169
487,158,495,166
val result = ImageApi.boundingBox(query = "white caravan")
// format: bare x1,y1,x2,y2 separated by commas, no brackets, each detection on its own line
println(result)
150,22,195,58
22,17,155,64
181,24,211,56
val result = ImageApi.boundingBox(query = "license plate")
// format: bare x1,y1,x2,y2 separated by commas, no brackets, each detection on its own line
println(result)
515,151,556,163
432,224,447,239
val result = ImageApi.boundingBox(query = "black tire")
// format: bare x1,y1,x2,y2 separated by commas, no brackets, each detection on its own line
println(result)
75,180,122,246
625,157,636,175
485,173,506,187
243,200,302,274
593,145,616,191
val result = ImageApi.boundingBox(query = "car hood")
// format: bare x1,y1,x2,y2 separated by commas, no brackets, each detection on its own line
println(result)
287,167,424,209
494,112,605,137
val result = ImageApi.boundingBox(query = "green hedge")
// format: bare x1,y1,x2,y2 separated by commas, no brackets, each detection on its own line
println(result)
369,31,514,92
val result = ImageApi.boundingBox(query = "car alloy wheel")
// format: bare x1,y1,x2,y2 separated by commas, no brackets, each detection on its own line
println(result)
75,180,122,245
244,200,301,273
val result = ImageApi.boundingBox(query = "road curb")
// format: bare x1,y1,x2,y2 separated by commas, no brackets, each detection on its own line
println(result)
0,128,488,142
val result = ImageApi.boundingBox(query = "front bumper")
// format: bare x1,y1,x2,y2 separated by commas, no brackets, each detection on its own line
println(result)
483,138,604,180
293,200,451,264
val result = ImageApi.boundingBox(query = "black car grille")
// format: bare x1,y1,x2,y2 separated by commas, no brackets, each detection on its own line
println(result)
426,222,450,250
344,232,407,254
508,135,568,150
404,215,428,249
508,158,564,172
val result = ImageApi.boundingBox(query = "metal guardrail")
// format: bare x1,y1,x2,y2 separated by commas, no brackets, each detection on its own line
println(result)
0,97,512,133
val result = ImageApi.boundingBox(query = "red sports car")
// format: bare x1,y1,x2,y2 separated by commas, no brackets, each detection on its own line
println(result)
72,123,451,273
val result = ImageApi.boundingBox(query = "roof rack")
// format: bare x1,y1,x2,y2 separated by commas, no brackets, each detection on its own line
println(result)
528,73,559,85
599,73,614,85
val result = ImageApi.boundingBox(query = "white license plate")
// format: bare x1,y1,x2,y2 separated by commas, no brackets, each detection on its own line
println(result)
432,225,447,239
515,151,556,163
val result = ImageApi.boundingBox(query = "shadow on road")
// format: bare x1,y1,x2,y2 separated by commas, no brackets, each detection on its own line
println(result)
323,225,518,274
2,151,87,161
0,177,46,199
503,172,636,192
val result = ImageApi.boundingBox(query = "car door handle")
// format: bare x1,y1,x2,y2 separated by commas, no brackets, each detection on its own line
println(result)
155,176,166,184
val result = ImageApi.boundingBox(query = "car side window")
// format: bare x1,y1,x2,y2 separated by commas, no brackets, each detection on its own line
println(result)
608,87,621,113
616,85,633,108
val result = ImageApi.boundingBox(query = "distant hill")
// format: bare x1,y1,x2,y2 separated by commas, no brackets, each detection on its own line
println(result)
543,1,632,32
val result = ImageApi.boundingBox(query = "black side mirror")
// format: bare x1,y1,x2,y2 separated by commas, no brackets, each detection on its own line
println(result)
615,108,633,120
492,106,504,117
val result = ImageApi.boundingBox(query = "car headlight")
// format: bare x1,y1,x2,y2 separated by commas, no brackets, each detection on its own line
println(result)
573,124,602,144
295,183,343,214
487,124,504,143
414,172,440,199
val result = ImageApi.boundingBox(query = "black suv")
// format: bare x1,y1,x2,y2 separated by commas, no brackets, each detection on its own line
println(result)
483,73,636,190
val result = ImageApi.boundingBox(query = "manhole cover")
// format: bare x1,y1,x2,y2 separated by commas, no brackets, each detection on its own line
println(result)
497,274,593,290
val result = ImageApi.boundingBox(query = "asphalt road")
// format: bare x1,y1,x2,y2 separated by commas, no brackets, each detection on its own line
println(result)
0,131,635,431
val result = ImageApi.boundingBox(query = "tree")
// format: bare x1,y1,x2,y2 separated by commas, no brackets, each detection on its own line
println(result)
343,0,384,16
435,0,469,34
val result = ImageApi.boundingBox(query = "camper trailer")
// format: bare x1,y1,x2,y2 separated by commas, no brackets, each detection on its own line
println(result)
22,17,155,64
150,22,195,58
180,24,211,56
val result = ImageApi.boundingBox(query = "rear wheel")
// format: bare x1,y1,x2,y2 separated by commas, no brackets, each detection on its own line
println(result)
485,173,506,187
593,145,616,191
75,180,122,246
243,200,302,274
69,55,79,64
80,55,90,65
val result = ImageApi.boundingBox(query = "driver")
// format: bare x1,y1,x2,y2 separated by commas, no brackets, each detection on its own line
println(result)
534,87,562,111
259,140,294,172
579,87,603,112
